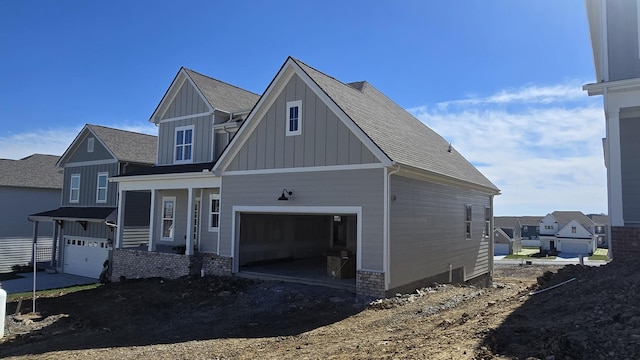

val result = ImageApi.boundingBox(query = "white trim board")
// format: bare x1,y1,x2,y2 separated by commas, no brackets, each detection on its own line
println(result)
222,162,385,176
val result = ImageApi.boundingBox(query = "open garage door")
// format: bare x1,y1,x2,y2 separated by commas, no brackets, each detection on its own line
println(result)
63,237,110,278
237,212,358,288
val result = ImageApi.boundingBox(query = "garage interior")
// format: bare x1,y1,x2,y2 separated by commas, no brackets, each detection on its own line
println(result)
238,213,358,290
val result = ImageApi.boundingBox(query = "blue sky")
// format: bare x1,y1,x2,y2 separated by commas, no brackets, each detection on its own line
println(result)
0,0,606,216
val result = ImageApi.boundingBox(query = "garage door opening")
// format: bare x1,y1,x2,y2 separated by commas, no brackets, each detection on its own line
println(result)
237,213,357,290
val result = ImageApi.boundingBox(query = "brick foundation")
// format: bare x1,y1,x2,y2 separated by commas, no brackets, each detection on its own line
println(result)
201,253,233,276
611,226,640,259
111,248,201,281
356,270,386,299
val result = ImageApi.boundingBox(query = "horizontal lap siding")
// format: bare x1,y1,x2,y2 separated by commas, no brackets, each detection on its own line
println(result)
219,168,385,271
226,74,379,172
63,221,112,240
2,187,58,237
62,163,119,207
389,175,491,289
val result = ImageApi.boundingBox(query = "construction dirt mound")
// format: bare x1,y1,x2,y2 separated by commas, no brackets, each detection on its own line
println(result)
1,261,639,359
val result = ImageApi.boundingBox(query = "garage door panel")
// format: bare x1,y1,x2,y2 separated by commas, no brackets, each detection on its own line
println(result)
64,237,110,278
559,241,589,254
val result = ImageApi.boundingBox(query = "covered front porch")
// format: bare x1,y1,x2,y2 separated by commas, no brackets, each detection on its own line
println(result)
110,169,224,280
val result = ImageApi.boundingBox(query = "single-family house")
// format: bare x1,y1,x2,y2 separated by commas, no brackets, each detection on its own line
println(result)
493,217,522,255
28,125,157,278
0,154,62,273
584,0,640,259
539,211,598,255
111,57,500,298
519,216,542,246
587,213,608,247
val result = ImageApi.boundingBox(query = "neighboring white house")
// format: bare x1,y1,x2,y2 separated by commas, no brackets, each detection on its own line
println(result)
539,211,598,255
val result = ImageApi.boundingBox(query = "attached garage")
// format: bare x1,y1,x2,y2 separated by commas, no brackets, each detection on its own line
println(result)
63,236,110,278
559,240,591,255
235,208,360,287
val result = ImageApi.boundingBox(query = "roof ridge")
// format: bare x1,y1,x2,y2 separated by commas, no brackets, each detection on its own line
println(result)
292,58,367,94
183,67,260,97
87,124,157,138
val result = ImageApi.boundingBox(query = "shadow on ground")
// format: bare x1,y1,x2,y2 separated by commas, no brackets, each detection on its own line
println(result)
0,275,363,357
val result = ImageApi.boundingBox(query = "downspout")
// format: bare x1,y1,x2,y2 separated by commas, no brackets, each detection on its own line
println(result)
384,164,401,289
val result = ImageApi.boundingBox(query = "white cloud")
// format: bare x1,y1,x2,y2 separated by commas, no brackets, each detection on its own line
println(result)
0,122,158,160
410,82,607,216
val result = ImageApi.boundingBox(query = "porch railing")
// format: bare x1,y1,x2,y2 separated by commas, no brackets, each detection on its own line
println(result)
122,226,150,248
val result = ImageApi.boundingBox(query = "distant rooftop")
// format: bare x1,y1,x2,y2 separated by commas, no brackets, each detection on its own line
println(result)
0,154,62,189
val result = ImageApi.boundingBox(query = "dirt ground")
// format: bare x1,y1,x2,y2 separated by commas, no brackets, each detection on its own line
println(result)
1,260,639,359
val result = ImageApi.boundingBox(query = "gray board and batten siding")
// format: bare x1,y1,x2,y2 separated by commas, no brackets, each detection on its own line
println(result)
157,115,215,165
225,74,379,172
389,174,491,290
606,0,640,81
65,132,114,164
620,107,640,225
219,168,385,271
61,163,120,207
160,80,210,120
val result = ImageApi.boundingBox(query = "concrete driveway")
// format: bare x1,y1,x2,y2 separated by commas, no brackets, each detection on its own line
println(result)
0,272,97,294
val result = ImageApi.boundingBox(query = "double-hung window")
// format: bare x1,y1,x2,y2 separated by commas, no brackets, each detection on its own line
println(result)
209,194,220,231
484,206,491,238
70,174,80,203
162,197,176,240
175,125,194,163
286,100,302,136
465,204,472,240
96,172,108,203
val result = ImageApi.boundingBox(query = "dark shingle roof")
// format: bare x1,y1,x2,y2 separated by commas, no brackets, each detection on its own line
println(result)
519,216,543,226
551,211,595,226
494,216,520,229
86,124,157,164
587,214,608,225
0,154,62,189
183,68,260,113
30,207,116,222
293,58,498,192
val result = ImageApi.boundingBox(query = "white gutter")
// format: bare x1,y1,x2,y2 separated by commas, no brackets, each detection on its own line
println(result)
383,164,401,289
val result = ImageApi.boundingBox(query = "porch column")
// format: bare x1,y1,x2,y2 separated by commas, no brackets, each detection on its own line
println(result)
31,221,39,266
116,189,126,248
50,221,59,268
148,189,157,251
185,188,194,256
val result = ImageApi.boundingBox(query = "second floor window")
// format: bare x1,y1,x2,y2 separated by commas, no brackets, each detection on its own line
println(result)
175,126,194,163
70,174,80,203
96,172,108,203
286,100,302,136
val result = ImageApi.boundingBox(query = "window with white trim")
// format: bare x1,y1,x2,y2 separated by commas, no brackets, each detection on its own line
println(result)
484,206,491,238
174,125,194,163
465,204,472,240
209,194,220,231
87,137,94,153
70,174,80,203
162,197,176,240
96,172,108,203
571,226,577,233
286,100,302,136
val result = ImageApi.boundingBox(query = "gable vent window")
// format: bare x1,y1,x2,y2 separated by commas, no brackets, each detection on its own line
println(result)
87,137,95,153
286,100,302,136
175,125,194,163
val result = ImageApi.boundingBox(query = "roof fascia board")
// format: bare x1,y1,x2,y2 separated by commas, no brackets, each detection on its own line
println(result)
150,68,214,124
583,77,640,95
214,58,392,172
395,164,501,195
109,170,218,183
157,111,214,124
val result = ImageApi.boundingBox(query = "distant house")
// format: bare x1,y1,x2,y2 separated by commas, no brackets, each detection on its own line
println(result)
539,211,598,255
493,217,522,255
587,214,608,247
29,125,156,278
519,216,542,246
110,57,500,298
0,154,62,273
584,0,640,259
